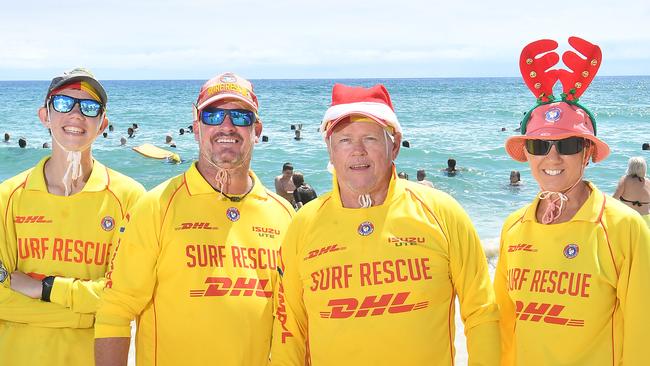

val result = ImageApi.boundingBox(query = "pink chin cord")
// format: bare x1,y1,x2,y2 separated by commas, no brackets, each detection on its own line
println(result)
537,150,589,224
538,190,570,224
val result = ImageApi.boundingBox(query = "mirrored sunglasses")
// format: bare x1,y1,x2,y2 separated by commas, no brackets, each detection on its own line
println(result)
50,94,103,118
201,108,256,127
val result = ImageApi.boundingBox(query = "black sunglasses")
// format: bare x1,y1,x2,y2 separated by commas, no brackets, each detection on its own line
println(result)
525,137,586,156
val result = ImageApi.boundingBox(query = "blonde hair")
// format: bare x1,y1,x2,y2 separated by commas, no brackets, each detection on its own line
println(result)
626,156,647,178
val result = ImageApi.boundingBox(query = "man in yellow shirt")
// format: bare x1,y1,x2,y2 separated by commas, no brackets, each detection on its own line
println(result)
496,37,650,365
94,73,294,366
0,68,145,366
271,84,500,366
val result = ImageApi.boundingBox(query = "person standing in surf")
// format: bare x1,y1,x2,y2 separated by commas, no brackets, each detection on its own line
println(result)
613,156,650,227
0,68,145,366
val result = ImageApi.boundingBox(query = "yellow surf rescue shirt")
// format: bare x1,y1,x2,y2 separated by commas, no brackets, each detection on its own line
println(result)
95,163,294,366
495,183,650,365
0,157,144,366
272,173,500,366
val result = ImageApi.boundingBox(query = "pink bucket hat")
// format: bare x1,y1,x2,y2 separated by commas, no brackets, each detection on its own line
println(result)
505,36,610,163
320,83,401,138
505,102,610,162
195,72,258,113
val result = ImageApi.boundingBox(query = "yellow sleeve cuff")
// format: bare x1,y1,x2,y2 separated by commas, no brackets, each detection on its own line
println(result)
50,276,74,308
95,322,132,338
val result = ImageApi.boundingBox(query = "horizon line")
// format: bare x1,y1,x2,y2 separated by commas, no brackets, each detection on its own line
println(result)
1,74,649,82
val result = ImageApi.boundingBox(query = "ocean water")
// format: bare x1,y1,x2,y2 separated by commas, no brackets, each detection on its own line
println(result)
1,77,648,364
2,77,648,246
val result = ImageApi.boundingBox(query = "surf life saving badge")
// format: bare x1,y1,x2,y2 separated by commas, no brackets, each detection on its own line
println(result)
226,207,240,222
220,74,237,83
563,244,579,259
357,221,374,236
545,107,562,123
101,216,115,231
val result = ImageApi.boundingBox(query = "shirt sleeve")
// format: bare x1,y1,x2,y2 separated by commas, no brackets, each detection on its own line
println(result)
0,192,94,328
94,196,160,338
445,197,501,366
48,276,107,314
494,223,516,366
618,215,650,364
270,221,309,366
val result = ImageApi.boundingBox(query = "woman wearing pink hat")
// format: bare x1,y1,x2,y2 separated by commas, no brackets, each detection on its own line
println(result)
494,37,650,365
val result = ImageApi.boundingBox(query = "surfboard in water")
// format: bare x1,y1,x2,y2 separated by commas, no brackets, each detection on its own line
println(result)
132,143,181,163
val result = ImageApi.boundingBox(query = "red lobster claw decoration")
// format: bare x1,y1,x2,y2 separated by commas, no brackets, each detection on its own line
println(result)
520,39,560,102
558,36,602,101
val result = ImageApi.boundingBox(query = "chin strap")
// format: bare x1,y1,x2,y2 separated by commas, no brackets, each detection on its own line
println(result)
537,148,589,224
358,194,372,208
61,151,82,196
47,107,103,196
197,120,254,199
214,168,229,197
538,190,569,224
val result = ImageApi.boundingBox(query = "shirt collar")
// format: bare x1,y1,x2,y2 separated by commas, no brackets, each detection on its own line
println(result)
522,181,606,224
24,156,109,193
184,162,268,200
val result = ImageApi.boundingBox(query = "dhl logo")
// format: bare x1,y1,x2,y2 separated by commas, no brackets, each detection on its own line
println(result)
252,226,280,238
320,292,428,319
175,222,218,230
388,236,425,246
515,301,584,327
275,283,293,343
304,244,345,260
14,215,51,224
508,243,537,252
190,276,272,298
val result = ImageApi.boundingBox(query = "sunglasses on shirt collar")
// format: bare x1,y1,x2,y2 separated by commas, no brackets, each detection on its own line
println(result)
525,137,587,156
200,107,257,127
49,94,104,118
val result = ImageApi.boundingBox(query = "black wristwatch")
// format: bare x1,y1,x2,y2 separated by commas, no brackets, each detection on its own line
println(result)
41,276,55,302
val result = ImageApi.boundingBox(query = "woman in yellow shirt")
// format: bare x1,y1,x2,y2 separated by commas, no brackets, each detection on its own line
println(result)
495,37,650,366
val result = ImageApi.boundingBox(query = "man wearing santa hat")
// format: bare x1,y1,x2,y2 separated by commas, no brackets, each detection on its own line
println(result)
271,84,499,365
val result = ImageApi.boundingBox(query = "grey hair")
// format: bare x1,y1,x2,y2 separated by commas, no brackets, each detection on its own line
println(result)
626,156,647,178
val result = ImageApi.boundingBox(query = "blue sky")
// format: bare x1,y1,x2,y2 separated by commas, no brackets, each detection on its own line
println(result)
1,0,649,80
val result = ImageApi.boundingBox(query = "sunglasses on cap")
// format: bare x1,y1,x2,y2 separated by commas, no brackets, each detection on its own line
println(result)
525,137,586,156
49,95,103,118
200,108,256,127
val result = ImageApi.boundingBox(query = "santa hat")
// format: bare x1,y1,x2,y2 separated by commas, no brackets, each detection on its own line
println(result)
320,84,401,138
